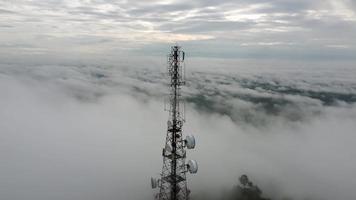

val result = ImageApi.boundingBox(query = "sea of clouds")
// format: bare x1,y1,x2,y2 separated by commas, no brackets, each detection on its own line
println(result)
1,58,356,200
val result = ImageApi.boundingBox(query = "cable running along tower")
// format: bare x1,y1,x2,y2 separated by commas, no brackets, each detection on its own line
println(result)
151,46,198,200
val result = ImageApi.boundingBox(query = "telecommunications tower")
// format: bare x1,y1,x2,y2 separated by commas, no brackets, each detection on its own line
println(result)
151,45,198,200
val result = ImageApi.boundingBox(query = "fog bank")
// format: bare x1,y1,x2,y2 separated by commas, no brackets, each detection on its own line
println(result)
1,60,356,200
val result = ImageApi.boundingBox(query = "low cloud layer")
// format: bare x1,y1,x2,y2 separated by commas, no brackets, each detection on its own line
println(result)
1,59,356,200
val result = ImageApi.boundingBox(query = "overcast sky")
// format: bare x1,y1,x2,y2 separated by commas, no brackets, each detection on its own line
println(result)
1,0,356,61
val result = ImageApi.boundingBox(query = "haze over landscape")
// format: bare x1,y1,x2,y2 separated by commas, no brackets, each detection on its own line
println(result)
1,1,356,200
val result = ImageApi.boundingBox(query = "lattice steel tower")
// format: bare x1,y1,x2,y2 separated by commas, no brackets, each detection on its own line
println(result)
151,45,198,200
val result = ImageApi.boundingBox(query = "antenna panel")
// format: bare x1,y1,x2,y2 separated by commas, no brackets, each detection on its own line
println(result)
185,135,196,149
187,160,198,174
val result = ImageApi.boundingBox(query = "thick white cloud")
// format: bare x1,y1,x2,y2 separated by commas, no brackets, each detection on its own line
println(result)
0,59,356,200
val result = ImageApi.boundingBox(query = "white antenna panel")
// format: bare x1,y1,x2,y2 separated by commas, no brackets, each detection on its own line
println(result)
185,135,196,149
187,160,198,174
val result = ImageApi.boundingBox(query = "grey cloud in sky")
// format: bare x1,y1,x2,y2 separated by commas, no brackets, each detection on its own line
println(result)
0,0,355,61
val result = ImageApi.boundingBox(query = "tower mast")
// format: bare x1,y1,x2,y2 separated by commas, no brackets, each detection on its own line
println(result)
151,45,198,200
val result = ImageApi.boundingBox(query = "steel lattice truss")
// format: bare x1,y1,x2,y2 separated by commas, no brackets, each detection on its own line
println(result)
158,46,188,200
